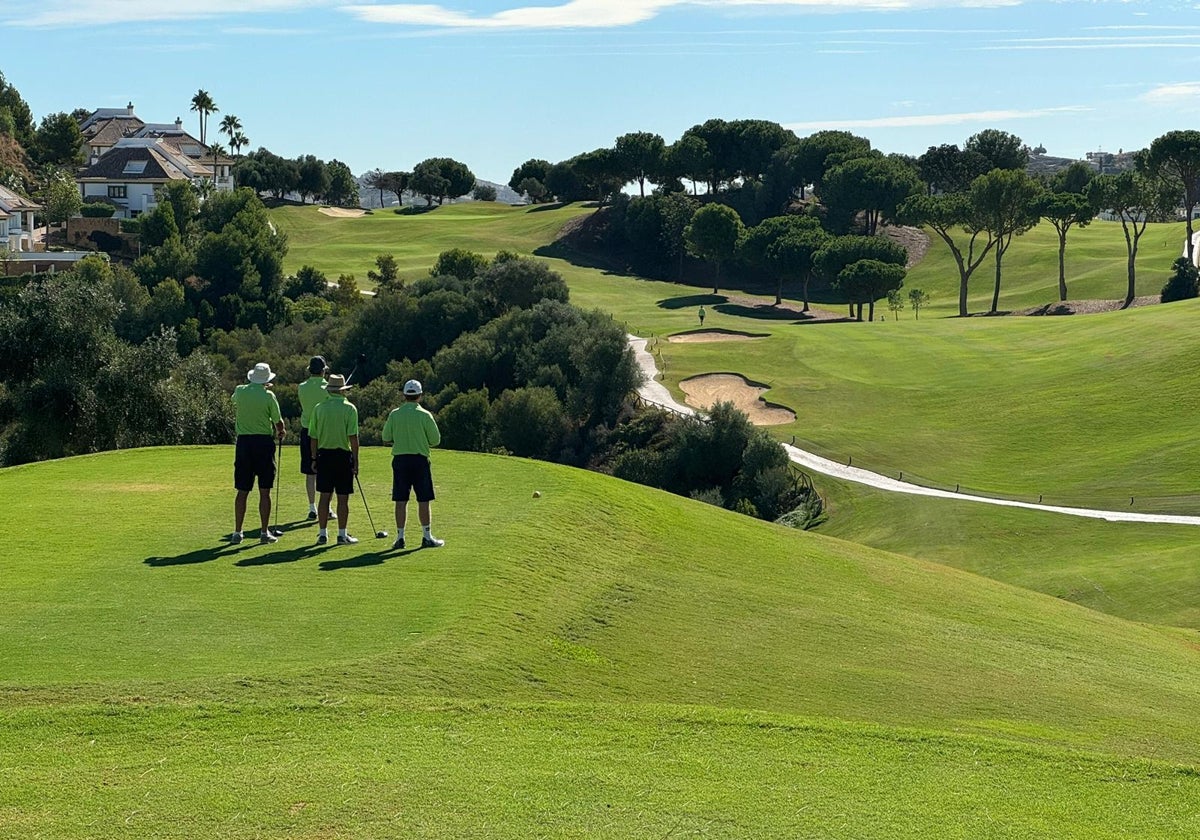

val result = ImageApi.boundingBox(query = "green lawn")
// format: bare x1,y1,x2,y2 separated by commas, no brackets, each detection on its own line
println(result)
3,447,1200,835
271,202,593,284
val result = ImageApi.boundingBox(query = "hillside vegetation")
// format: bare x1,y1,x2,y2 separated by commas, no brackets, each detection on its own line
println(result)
3,447,1200,836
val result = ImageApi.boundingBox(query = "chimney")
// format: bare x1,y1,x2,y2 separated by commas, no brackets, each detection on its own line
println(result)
175,117,182,130
126,101,135,117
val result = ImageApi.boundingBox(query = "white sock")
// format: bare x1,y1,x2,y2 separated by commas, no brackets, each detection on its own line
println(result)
338,528,347,538
397,528,405,541
318,528,327,537
309,503,317,513
422,525,433,539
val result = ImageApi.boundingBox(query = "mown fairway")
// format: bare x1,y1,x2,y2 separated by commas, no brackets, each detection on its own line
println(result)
271,202,593,283
3,447,1200,837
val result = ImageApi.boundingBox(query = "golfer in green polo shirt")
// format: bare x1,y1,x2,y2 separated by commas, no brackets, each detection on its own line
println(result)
381,379,444,550
298,355,332,520
231,362,285,544
309,373,360,546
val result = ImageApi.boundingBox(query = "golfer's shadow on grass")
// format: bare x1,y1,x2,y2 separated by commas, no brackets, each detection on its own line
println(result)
144,543,251,567
234,544,324,567
318,545,420,572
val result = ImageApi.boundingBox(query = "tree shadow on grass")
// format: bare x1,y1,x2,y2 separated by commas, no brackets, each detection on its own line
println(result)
714,302,852,324
657,294,727,310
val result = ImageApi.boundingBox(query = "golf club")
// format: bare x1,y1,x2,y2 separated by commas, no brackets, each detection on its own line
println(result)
354,473,388,539
271,436,284,537
345,352,367,386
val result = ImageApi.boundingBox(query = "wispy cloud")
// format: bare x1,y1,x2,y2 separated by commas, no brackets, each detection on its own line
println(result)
340,0,1020,31
785,106,1090,131
1142,82,1200,104
4,0,329,28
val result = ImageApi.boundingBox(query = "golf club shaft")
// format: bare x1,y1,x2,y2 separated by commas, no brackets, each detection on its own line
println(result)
274,437,282,533
354,472,378,535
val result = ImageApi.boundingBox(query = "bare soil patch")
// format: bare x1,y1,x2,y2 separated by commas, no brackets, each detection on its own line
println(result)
318,207,366,218
669,329,765,343
721,295,850,323
679,374,796,426
881,224,930,269
1017,296,1160,316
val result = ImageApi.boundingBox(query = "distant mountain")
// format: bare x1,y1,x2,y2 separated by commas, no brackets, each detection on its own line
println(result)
356,175,523,209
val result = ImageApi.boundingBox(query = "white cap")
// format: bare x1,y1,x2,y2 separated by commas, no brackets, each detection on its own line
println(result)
403,379,423,395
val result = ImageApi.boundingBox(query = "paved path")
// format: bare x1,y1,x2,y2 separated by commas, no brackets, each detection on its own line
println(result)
628,335,1200,527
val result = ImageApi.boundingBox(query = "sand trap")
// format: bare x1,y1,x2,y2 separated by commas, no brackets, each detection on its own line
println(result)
669,329,765,343
679,374,795,426
319,207,366,218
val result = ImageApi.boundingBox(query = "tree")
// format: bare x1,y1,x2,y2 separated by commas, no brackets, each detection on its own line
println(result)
1088,169,1179,307
432,248,488,281
40,171,82,227
793,130,872,195
1146,130,1200,264
685,203,744,294
813,235,907,319
570,148,625,206
189,89,218,145
324,159,358,207
821,154,922,235
1037,191,1096,301
472,183,497,202
908,288,930,319
382,170,410,206
964,129,1028,172
836,259,906,321
229,131,249,160
294,155,329,204
886,289,905,320
363,168,388,206
33,112,84,168
1161,256,1199,303
412,157,475,205
665,134,711,195
738,214,823,305
545,161,586,203
0,72,35,149
971,169,1042,314
898,193,995,317
508,159,551,197
517,177,548,203
768,227,830,312
916,144,990,195
218,114,242,148
367,254,401,291
614,131,665,198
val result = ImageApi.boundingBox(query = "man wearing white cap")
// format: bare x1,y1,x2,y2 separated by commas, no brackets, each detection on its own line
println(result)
231,362,285,544
381,379,444,550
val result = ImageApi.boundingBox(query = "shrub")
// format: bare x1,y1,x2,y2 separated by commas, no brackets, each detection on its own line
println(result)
80,204,116,218
1161,256,1199,303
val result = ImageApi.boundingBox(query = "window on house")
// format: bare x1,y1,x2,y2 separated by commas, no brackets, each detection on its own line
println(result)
108,185,127,199
122,160,148,175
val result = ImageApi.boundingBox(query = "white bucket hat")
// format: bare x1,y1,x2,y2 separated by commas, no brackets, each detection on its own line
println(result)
246,362,276,384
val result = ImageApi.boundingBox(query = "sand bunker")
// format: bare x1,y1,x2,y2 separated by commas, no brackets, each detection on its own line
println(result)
669,329,764,343
319,207,366,218
679,374,795,426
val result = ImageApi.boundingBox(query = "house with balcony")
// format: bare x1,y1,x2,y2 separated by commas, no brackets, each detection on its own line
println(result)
76,138,230,218
132,121,234,190
0,184,40,253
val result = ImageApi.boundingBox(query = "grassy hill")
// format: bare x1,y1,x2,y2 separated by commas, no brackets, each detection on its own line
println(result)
3,447,1200,836
271,202,593,283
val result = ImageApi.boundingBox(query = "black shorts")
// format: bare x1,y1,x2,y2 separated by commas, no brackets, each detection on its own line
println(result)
299,427,316,475
316,449,355,496
392,454,435,503
234,435,276,492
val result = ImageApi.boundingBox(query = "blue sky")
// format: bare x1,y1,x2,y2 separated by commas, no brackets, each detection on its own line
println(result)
3,0,1200,183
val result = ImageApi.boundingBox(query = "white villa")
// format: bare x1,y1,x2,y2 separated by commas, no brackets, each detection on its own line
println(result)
0,184,40,253
75,103,234,218
77,137,233,218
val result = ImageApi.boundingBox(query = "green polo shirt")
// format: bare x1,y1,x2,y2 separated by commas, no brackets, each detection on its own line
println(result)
382,402,441,458
310,394,359,451
298,376,329,429
231,383,282,436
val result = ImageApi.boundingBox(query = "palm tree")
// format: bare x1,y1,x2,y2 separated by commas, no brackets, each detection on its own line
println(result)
208,142,227,185
219,114,241,149
189,89,218,145
230,131,249,160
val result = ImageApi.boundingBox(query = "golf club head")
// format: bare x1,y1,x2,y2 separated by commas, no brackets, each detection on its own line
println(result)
270,528,284,537
376,530,388,539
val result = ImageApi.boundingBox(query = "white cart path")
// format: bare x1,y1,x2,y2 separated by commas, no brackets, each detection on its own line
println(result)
628,335,1200,526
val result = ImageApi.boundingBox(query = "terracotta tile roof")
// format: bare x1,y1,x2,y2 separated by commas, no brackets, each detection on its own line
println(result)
85,117,144,146
77,142,195,182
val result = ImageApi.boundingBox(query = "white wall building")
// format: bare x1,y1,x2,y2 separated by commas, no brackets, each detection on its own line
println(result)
0,185,40,252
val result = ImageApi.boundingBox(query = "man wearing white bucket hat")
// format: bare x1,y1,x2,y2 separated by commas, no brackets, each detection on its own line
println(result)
231,362,285,544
